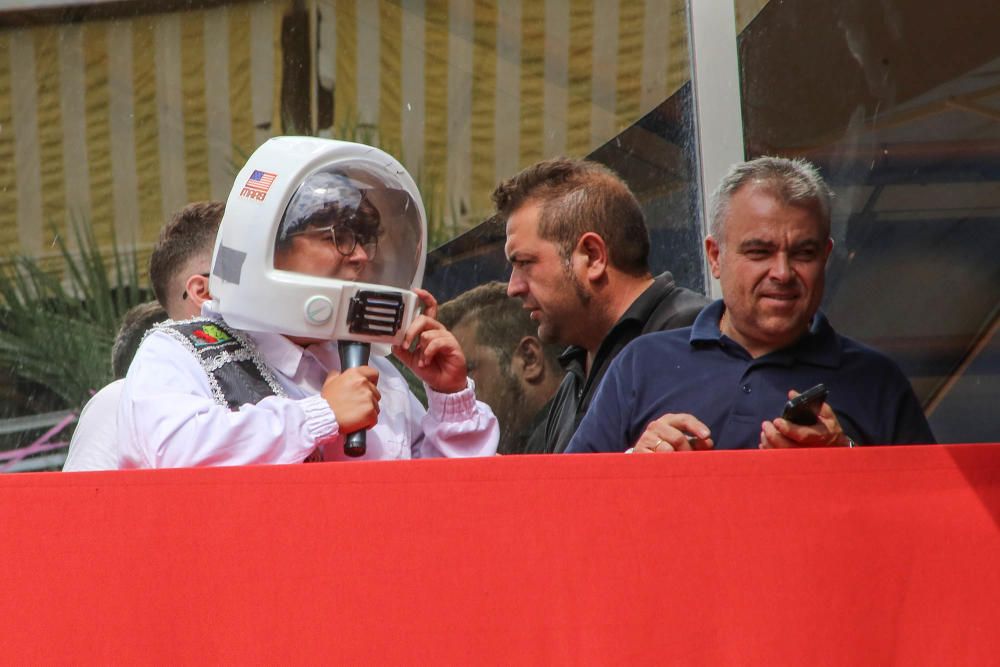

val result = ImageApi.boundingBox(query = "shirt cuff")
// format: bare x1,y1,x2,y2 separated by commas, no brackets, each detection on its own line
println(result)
298,394,339,441
426,377,477,422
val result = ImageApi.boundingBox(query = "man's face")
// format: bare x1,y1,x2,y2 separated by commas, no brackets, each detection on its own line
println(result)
706,185,833,356
504,201,590,346
451,317,525,443
273,225,369,281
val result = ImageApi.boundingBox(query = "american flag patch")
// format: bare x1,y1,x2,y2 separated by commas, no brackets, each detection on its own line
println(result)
239,170,277,201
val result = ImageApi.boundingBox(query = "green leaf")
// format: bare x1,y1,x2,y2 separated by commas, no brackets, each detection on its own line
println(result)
0,219,149,418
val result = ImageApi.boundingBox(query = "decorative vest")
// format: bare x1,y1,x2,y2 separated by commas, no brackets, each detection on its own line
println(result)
153,318,286,409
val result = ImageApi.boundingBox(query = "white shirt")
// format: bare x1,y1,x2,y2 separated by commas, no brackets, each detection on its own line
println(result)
63,380,123,471
118,322,498,468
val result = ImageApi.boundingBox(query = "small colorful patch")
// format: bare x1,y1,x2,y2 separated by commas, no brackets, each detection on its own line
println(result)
191,324,233,346
239,169,277,201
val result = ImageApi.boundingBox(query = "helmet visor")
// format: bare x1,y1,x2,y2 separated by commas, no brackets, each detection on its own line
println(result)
274,165,423,289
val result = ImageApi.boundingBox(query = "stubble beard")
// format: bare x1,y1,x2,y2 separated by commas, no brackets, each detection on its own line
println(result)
493,370,528,455
538,265,592,346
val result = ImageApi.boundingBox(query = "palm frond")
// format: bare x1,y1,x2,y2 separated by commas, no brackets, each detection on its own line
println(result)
0,220,148,414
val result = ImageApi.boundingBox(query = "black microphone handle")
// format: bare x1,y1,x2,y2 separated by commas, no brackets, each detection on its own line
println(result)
338,341,372,458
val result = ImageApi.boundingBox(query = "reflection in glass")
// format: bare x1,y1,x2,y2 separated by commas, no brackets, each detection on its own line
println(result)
738,0,1000,441
426,83,704,302
0,0,705,467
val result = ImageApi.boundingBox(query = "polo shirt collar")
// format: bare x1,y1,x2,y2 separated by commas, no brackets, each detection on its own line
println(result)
690,299,842,367
617,272,678,329
690,299,727,343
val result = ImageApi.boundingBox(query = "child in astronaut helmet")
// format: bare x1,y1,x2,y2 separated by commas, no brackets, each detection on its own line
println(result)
117,139,498,468
273,171,383,285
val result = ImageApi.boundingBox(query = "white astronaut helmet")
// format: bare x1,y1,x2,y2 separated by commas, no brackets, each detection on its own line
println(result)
209,137,426,346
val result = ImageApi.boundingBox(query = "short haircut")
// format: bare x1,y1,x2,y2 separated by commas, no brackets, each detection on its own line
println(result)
438,281,561,372
709,156,833,240
491,157,650,275
149,201,225,309
111,301,168,379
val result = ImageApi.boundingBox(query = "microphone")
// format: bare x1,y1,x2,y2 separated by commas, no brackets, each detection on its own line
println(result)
338,340,371,457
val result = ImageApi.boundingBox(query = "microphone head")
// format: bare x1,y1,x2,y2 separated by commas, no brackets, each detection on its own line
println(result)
338,340,371,369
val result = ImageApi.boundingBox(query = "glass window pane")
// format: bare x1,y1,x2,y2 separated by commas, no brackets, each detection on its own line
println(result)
738,0,1000,442
425,1,704,300
0,0,706,467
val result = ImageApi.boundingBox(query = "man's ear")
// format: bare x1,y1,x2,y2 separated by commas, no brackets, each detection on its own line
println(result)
574,232,608,281
512,336,545,384
705,235,722,279
185,273,212,310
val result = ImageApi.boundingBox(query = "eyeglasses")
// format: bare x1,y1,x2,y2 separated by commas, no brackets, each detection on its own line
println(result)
181,273,211,301
293,224,379,260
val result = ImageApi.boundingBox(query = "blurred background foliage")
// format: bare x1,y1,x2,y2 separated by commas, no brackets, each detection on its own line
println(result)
0,223,150,455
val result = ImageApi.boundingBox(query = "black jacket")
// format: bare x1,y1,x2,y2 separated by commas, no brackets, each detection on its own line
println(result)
533,272,708,454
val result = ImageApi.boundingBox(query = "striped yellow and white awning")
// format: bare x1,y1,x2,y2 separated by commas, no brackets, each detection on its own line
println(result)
322,0,692,234
0,0,705,264
0,0,286,263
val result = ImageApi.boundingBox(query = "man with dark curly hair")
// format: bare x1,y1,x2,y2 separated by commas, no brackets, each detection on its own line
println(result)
495,157,708,454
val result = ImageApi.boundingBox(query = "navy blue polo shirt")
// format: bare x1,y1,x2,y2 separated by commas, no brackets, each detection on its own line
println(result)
566,300,935,452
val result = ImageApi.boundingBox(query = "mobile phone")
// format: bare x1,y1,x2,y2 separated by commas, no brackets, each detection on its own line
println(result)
780,383,828,426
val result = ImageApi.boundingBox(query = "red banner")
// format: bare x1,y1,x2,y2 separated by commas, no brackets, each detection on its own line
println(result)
3,444,998,664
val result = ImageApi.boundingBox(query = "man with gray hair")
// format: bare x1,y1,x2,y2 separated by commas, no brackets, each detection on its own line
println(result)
568,156,934,453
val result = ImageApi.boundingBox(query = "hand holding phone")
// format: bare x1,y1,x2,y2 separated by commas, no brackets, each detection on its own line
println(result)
780,383,828,426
